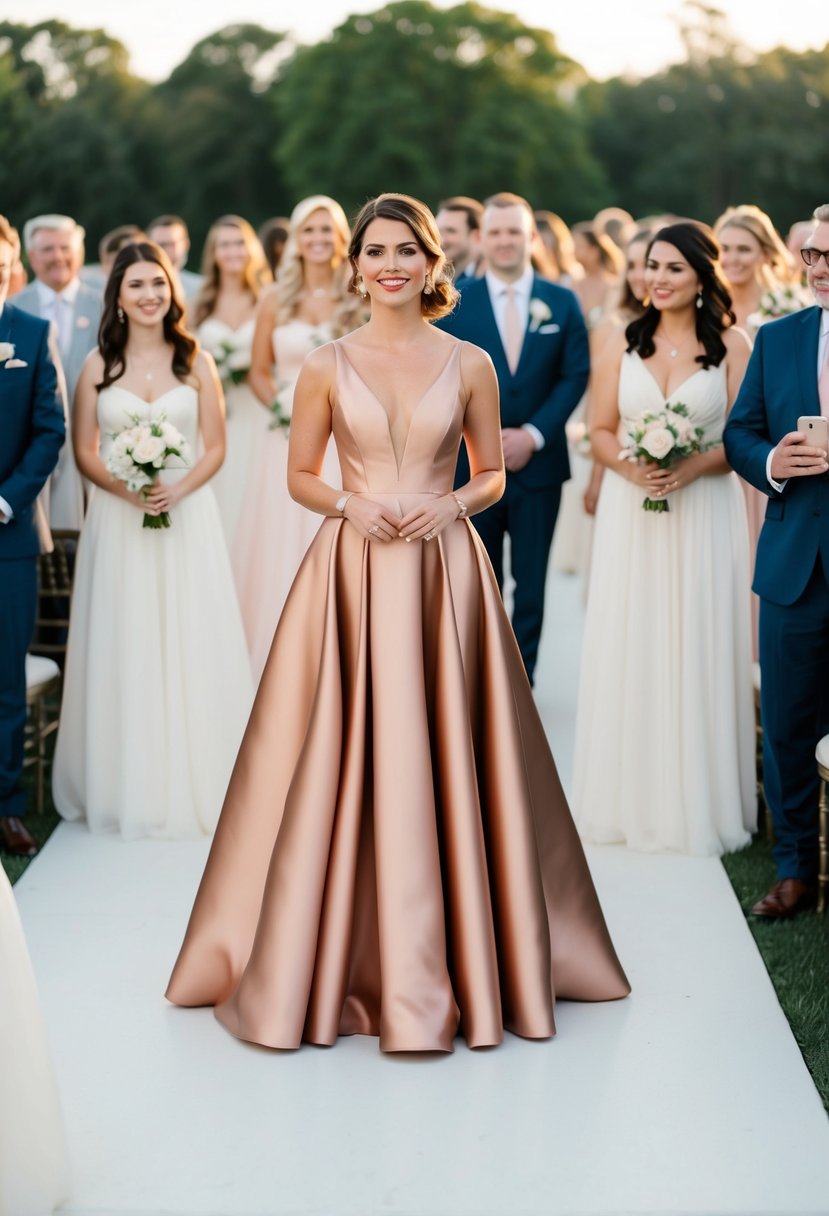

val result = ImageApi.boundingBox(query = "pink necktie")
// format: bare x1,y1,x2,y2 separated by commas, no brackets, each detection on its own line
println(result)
820,336,829,417
503,286,523,374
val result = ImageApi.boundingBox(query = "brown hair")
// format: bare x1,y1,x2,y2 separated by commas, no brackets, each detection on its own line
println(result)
348,193,459,321
97,241,197,389
436,195,484,232
483,192,535,222
192,215,272,327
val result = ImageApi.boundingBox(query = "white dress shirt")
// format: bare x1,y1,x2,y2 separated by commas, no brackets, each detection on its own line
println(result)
485,267,545,451
766,307,829,492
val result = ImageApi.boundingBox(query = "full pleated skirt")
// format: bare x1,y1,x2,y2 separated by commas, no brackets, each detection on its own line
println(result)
573,470,756,856
0,868,69,1216
167,516,630,1052
53,483,253,839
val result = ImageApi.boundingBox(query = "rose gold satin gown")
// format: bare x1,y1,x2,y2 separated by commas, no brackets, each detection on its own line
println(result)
166,338,630,1052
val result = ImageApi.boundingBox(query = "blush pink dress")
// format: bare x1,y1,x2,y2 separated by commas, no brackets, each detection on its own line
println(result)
166,338,629,1053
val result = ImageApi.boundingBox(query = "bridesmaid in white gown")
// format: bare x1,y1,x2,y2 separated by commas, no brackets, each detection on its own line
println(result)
236,196,365,682
53,241,252,838
0,865,69,1216
573,221,756,856
191,215,271,551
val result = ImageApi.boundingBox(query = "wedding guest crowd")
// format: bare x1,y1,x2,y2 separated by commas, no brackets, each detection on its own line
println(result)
2,189,824,924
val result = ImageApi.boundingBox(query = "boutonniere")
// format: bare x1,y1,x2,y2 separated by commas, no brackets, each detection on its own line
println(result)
76,315,91,329
0,341,15,363
528,298,552,332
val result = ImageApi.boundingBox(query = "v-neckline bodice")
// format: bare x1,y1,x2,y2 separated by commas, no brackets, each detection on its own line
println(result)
337,343,460,477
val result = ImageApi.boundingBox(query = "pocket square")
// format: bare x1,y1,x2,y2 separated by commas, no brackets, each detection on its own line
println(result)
4,358,28,368
538,323,560,335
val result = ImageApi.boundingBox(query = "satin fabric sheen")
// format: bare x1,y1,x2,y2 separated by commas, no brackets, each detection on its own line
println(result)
166,339,630,1051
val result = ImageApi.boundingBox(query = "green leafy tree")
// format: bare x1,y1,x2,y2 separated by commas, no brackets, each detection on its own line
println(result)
0,21,151,242
153,24,291,251
582,5,829,231
274,1,607,219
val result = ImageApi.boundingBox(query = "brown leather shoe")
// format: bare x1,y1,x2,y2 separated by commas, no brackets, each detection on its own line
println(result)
0,816,38,858
751,878,816,920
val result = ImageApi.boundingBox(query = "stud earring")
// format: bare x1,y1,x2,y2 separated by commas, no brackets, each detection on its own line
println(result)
696,291,703,310
117,305,125,323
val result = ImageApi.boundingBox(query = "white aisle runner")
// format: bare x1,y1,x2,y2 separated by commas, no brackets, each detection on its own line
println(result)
15,571,829,1216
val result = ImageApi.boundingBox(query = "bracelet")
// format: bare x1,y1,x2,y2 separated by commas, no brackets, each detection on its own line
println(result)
335,493,353,514
452,493,468,520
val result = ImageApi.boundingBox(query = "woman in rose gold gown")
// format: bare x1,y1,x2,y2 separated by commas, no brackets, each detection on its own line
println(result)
166,194,629,1053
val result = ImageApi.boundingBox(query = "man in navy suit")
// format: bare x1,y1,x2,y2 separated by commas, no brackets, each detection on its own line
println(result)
723,203,829,919
0,215,65,856
439,192,589,683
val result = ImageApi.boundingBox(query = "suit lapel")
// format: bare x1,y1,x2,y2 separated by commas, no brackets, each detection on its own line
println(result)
794,306,822,418
0,303,12,343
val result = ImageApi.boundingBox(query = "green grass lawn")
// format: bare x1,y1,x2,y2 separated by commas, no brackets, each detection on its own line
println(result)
3,793,827,1112
722,835,829,1112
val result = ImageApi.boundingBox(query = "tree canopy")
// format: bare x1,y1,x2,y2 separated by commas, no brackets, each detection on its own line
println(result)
2,3,827,254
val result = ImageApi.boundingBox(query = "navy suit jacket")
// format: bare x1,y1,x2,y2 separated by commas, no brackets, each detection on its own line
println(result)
723,306,829,606
0,303,65,560
437,275,589,490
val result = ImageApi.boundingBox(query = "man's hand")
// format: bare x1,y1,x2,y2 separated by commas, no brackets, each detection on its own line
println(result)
770,432,829,481
501,427,536,472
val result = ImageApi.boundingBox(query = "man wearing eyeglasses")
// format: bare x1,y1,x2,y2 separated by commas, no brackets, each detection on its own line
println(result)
724,203,829,920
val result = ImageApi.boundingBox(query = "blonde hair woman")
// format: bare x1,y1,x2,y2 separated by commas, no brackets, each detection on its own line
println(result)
714,204,793,331
191,215,271,549
237,196,365,682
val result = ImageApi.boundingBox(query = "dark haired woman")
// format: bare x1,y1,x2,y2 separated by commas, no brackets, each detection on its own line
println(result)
573,222,756,855
167,194,629,1054
52,242,252,838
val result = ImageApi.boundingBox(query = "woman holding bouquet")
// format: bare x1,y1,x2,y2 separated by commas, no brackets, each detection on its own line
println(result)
191,216,271,551
53,241,253,839
235,195,365,683
572,221,756,855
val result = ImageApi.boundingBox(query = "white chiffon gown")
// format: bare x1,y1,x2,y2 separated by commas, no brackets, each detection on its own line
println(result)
53,384,253,839
233,320,340,683
573,352,756,856
0,866,69,1216
196,317,264,552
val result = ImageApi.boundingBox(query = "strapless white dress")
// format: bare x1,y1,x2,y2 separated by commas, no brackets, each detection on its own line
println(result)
196,316,264,552
573,352,756,855
0,865,69,1215
233,320,340,683
53,384,253,839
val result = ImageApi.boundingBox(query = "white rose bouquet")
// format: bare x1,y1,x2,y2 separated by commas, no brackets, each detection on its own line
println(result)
200,335,251,416
0,342,15,363
618,403,707,513
105,413,191,529
746,283,811,331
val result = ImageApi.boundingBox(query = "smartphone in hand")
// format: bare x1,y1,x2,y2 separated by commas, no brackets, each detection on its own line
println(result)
797,416,829,456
